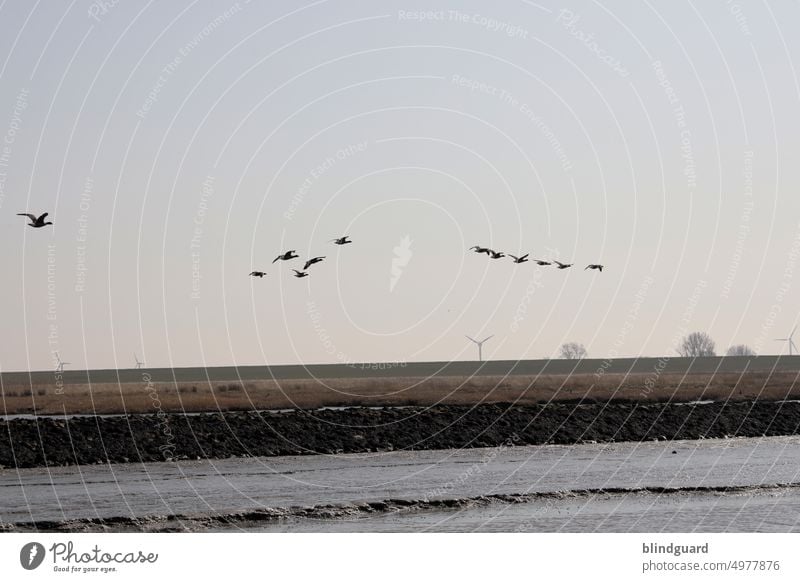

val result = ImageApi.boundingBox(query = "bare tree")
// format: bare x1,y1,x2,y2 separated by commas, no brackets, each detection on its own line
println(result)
726,344,756,356
559,342,588,359
677,331,716,357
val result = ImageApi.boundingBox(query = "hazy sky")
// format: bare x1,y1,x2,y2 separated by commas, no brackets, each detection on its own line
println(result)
2,0,800,371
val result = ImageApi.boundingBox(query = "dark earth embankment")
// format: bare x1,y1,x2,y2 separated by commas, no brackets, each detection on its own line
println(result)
2,401,800,469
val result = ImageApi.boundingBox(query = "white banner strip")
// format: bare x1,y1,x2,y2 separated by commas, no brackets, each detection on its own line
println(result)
0,533,797,581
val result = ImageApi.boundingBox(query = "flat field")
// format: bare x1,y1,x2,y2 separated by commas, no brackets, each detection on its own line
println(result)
2,368,798,415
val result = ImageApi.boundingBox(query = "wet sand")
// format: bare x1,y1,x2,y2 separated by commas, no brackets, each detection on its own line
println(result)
3,435,799,532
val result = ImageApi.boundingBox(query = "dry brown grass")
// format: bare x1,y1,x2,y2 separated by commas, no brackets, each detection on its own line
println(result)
1,370,799,415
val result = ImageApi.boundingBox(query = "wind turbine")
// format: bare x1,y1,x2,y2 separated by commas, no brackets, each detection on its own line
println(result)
465,334,494,362
54,352,70,372
775,326,798,356
134,353,144,369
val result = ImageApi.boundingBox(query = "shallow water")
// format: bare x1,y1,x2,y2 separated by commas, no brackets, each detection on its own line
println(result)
0,405,409,421
1,435,799,531
5,400,797,421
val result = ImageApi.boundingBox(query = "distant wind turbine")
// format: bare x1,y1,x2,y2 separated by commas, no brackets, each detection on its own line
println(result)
465,334,494,362
775,326,798,356
54,352,70,372
134,353,144,369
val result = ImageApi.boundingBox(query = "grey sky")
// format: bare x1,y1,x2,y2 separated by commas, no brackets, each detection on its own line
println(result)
1,0,799,371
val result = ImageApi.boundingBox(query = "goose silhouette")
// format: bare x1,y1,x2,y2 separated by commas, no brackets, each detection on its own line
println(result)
508,253,529,264
533,259,552,266
489,250,505,259
249,271,267,278
331,236,352,245
303,256,325,270
469,246,491,255
292,269,309,278
585,264,604,272
18,212,52,228
273,250,299,263
553,260,573,269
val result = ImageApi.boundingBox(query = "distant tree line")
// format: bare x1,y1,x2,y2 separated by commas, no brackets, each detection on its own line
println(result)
559,342,587,359
726,344,756,356
555,333,758,359
677,331,755,357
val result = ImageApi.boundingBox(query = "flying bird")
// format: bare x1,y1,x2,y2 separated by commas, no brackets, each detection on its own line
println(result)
508,253,529,264
249,271,267,278
18,212,52,228
303,256,326,270
469,246,491,255
585,264,604,272
553,260,573,269
533,259,552,266
331,236,352,245
292,269,309,278
273,250,299,263
489,250,505,259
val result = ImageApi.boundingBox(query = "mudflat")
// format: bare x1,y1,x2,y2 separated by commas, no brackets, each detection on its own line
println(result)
3,400,800,469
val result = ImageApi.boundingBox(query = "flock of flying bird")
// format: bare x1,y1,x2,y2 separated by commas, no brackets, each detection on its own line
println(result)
249,235,352,279
16,212,604,276
469,246,604,271
251,236,605,280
